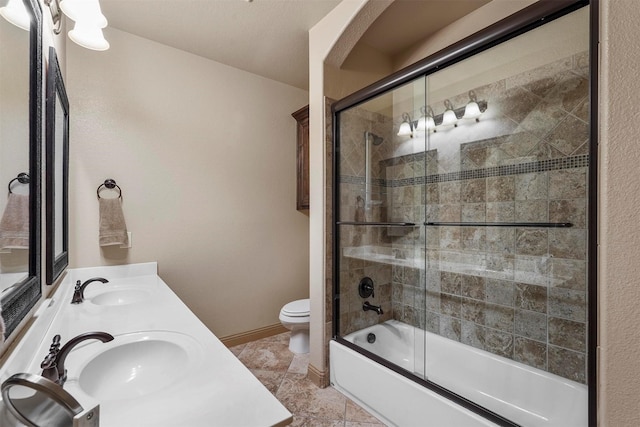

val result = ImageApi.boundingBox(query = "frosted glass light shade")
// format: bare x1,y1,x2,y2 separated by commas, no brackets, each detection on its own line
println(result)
416,115,435,131
69,22,109,50
441,109,457,126
0,0,30,31
397,121,412,137
463,101,482,119
60,0,107,27
397,112,414,137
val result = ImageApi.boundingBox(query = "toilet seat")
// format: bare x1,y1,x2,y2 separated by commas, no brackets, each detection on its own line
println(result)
279,298,310,353
281,299,310,318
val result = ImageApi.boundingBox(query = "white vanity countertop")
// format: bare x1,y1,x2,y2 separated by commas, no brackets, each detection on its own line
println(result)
0,262,292,427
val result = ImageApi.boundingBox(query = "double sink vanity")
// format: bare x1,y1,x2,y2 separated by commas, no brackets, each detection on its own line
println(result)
0,263,292,426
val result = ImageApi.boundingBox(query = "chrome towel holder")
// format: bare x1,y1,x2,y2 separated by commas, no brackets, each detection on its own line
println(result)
96,178,122,199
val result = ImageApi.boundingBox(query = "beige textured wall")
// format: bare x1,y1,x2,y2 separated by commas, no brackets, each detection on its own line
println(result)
308,0,392,377
324,42,393,101
598,1,640,425
66,28,310,338
309,0,367,375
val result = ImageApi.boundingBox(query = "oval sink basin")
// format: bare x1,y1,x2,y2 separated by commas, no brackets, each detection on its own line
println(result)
77,331,204,401
89,289,151,306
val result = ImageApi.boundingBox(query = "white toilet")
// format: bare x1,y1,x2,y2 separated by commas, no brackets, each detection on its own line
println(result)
279,299,310,354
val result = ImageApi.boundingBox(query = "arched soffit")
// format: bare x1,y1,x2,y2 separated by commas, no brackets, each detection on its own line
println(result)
324,0,393,68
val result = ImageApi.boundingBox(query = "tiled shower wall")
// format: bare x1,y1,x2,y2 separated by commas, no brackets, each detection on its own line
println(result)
391,52,589,383
337,51,590,384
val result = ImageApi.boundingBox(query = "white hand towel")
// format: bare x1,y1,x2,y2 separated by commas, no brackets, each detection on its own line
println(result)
99,197,129,247
0,193,29,250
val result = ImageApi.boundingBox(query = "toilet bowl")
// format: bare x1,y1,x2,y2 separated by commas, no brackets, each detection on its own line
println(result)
279,299,310,354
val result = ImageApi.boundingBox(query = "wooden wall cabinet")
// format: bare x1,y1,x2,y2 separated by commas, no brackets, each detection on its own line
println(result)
292,105,309,210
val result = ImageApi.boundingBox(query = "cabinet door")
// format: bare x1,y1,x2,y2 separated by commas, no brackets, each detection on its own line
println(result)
292,105,309,210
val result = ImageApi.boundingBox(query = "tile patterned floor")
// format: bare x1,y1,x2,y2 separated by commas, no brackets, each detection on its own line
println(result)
230,333,387,426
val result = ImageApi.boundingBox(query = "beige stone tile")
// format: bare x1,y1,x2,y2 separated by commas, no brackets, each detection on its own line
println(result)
276,373,347,421
237,341,294,372
548,229,587,260
543,71,588,114
345,399,385,425
345,422,387,427
549,258,586,291
548,317,586,353
544,114,589,156
548,169,587,200
515,229,548,256
548,345,586,383
548,288,586,322
250,369,286,395
515,283,547,313
515,172,548,201
515,200,549,223
514,336,547,370
260,332,291,345
289,353,310,375
291,416,344,427
549,199,586,229
228,343,246,357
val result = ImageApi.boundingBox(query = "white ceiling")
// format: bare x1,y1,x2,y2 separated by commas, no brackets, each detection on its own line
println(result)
99,0,491,91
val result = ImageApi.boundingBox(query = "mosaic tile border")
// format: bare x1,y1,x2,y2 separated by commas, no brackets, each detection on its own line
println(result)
340,154,589,187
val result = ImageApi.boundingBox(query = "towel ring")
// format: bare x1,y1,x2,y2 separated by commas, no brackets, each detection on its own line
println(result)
8,172,30,194
97,179,122,200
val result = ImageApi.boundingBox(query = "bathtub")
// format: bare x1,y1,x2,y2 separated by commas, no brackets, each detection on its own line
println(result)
330,320,587,427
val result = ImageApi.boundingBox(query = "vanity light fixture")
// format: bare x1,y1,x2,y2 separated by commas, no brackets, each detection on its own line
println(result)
397,92,488,138
416,106,436,133
463,90,485,121
61,0,109,50
441,99,458,127
397,112,414,138
0,0,30,31
68,19,109,50
60,0,107,27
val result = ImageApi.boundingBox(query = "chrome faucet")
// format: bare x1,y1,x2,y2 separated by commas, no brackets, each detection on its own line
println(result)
40,332,114,386
363,301,383,315
71,277,109,304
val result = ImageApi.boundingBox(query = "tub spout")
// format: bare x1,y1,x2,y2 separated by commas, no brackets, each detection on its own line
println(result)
363,301,383,315
40,332,114,386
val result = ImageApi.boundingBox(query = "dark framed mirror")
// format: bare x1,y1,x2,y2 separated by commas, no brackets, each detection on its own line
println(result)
46,47,68,285
0,0,42,340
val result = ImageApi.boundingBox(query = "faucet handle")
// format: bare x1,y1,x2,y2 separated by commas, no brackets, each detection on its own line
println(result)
42,335,62,368
40,352,57,370
40,353,60,383
71,281,84,304
358,277,375,298
49,334,61,351
40,335,63,383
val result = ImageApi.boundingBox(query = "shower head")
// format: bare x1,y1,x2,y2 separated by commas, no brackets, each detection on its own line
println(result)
365,131,384,146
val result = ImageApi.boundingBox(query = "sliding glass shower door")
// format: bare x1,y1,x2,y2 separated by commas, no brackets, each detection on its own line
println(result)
421,3,590,402
335,77,426,375
333,3,592,425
